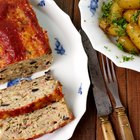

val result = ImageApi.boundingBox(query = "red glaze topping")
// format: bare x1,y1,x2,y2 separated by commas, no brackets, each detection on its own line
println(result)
23,3,49,52
0,2,8,19
0,20,26,64
0,0,50,67
0,1,26,65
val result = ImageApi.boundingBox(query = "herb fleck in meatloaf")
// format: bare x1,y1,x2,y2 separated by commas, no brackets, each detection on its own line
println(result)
0,74,63,119
0,0,52,84
0,98,74,140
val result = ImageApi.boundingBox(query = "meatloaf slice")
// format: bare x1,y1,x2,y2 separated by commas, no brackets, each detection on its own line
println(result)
0,74,63,119
0,98,74,140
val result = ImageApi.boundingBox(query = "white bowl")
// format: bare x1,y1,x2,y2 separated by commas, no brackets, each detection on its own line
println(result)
79,0,140,72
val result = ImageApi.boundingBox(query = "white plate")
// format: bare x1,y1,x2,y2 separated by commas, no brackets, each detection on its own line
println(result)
0,0,90,140
79,0,140,72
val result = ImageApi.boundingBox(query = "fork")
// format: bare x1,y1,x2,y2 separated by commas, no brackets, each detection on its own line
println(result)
101,54,134,140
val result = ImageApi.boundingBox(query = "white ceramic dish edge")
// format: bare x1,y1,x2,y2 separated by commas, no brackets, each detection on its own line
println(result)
79,0,140,72
0,0,90,140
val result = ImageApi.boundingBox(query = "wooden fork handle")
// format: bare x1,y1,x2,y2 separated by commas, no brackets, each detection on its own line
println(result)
100,116,116,140
115,108,134,140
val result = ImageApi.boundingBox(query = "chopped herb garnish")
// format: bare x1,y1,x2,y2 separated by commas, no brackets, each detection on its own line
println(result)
117,28,126,36
102,1,113,18
132,10,140,22
104,46,111,51
129,50,137,55
117,43,124,51
117,43,138,55
112,18,127,36
112,18,127,27
122,55,134,62
104,46,108,49
116,56,119,59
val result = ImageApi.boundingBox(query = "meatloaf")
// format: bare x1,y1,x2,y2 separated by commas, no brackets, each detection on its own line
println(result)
0,73,63,119
0,98,74,140
0,0,52,84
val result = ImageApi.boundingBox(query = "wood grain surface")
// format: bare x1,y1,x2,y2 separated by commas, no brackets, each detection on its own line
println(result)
54,0,140,140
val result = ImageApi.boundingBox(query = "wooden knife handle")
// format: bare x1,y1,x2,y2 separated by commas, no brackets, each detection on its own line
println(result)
100,116,116,140
115,108,134,140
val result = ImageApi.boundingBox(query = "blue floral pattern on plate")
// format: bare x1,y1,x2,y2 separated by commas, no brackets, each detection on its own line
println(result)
78,83,82,95
37,0,45,7
89,0,98,15
7,77,32,87
55,38,65,55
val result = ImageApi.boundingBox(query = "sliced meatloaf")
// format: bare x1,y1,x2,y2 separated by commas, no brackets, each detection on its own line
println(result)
0,98,74,140
0,74,63,119
0,0,52,84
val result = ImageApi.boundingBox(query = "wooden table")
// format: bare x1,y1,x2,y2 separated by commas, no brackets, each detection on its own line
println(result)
55,1,140,140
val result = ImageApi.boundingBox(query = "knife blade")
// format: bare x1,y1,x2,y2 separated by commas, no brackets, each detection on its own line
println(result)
80,30,112,117
80,29,116,140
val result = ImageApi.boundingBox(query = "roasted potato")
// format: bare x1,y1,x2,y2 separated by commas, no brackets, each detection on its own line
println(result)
126,23,140,49
100,0,140,54
99,19,120,36
123,10,138,22
99,18,118,36
107,24,119,36
109,2,123,21
138,16,140,26
99,18,109,31
117,0,140,9
118,36,139,54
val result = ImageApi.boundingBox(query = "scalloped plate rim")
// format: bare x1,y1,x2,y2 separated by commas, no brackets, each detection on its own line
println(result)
0,0,90,140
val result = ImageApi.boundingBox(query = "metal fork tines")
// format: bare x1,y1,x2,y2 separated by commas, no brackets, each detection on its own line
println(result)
101,54,134,140
101,55,123,108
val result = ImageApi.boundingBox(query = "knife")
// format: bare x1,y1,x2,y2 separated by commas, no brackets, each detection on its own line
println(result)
80,30,116,140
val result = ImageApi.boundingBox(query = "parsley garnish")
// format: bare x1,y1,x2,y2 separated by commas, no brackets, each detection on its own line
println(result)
112,18,127,36
112,18,127,27
117,28,126,36
104,46,111,51
116,43,138,55
102,1,113,18
129,50,137,55
104,46,108,49
116,55,134,63
117,43,124,51
132,10,140,22
122,55,134,62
